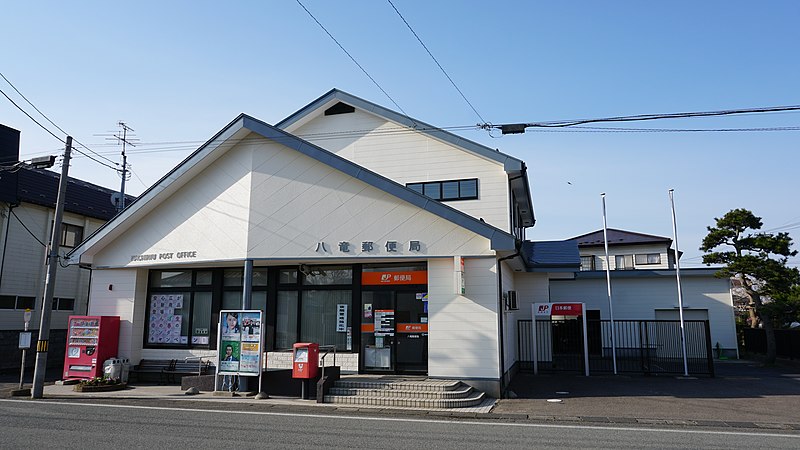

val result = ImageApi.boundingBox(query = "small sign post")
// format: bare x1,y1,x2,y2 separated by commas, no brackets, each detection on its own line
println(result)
532,302,590,377
19,309,32,390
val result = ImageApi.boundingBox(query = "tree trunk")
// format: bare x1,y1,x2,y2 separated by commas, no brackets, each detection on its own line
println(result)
761,312,778,365
748,304,759,328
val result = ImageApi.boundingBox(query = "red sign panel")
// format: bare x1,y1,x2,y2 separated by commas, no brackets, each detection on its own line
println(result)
362,271,428,285
397,323,428,333
550,303,583,316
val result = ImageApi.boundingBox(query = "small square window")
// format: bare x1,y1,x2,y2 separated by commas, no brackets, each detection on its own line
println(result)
17,296,35,310
580,256,595,271
441,181,459,200
635,253,661,265
423,183,441,200
407,183,423,194
60,223,84,248
0,295,15,309
53,298,75,311
459,179,478,199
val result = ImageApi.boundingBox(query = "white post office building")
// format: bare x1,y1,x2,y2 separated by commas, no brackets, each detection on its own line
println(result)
68,90,579,396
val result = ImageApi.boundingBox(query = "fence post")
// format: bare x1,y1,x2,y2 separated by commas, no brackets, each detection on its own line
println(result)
704,320,715,377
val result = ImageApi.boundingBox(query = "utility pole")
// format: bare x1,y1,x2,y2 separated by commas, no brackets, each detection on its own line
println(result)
32,136,72,399
114,122,134,212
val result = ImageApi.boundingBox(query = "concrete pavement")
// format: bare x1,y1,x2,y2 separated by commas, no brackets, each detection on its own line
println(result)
3,359,799,431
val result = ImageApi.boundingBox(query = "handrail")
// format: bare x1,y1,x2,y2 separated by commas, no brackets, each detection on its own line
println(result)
318,345,336,381
184,355,212,375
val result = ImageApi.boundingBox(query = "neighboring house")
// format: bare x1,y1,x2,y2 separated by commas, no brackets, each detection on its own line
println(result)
0,124,132,370
549,228,739,358
67,89,577,397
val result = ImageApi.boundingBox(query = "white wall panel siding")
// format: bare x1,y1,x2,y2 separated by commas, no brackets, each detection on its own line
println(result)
91,141,254,268
87,269,144,360
428,257,499,379
549,274,737,352
290,110,512,231
89,136,494,268
0,203,100,330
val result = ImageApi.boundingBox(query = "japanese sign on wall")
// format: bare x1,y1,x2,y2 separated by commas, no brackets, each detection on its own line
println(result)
148,294,185,344
218,310,262,376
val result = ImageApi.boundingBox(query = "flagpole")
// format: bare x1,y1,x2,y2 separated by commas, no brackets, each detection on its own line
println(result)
601,193,618,375
669,189,690,377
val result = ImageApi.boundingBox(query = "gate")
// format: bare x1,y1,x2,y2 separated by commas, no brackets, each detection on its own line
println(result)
518,319,714,376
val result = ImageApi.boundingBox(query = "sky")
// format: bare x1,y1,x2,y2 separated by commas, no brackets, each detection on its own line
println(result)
1,1,798,268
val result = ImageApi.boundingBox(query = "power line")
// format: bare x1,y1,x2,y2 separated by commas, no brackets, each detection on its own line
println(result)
295,0,412,120
494,105,800,134
10,209,46,247
0,72,120,168
386,0,487,126
0,85,65,144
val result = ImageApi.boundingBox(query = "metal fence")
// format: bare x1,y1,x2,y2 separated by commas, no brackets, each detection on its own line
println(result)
517,319,714,376
742,328,800,359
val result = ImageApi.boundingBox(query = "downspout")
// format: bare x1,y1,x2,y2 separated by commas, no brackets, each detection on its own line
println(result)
497,246,521,398
0,202,20,291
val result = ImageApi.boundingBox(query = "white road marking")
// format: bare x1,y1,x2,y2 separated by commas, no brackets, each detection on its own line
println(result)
1,399,798,439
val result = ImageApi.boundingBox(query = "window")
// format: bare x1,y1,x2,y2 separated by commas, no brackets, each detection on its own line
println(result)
406,178,479,202
635,253,661,265
0,295,35,310
60,223,84,248
580,256,595,271
52,297,75,311
615,254,634,270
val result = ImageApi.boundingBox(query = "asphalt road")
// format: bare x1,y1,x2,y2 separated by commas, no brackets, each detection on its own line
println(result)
2,399,798,449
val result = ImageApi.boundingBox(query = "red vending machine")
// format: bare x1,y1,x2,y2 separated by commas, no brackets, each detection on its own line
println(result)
63,315,120,380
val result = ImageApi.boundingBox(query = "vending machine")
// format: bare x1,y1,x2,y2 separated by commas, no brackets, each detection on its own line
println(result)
63,315,120,380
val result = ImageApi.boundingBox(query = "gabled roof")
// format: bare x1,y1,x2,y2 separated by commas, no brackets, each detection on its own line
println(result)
276,89,535,228
68,113,517,262
520,240,580,272
568,228,672,247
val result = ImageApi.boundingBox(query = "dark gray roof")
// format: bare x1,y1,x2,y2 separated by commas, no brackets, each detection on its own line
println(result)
0,166,133,221
521,240,580,272
568,228,672,247
276,89,535,228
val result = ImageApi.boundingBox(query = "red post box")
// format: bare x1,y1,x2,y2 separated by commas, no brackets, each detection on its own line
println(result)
292,343,319,379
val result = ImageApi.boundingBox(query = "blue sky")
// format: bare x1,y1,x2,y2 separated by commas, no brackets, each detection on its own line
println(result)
2,1,798,267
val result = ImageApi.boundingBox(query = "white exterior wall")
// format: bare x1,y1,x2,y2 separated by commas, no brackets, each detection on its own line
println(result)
287,110,511,232
0,202,104,330
427,257,499,381
89,136,495,268
584,243,672,270
549,275,738,351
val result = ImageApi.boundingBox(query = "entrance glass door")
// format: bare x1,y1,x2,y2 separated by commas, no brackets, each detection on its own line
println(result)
361,290,428,374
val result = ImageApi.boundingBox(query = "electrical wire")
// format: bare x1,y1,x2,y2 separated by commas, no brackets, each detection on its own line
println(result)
0,85,65,144
0,72,120,168
493,105,800,133
386,0,487,127
295,0,411,119
10,209,46,247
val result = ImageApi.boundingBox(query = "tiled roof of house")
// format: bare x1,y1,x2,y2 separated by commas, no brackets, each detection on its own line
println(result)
521,240,581,271
568,228,672,247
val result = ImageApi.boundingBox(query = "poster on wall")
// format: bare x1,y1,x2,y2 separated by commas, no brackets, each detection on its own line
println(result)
217,310,262,376
148,294,184,344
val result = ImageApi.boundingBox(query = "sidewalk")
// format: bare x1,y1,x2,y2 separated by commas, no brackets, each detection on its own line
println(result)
4,360,799,431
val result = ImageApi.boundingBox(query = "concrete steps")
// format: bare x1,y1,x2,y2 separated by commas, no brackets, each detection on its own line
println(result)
324,377,486,409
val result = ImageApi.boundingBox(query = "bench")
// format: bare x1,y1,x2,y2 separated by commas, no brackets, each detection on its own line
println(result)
129,359,214,384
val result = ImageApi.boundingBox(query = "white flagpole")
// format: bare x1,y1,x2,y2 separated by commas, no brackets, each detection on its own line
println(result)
669,189,690,377
601,193,618,375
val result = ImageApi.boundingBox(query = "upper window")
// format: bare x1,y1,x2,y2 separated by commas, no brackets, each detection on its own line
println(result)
60,223,84,248
635,253,661,265
407,178,479,202
615,254,635,270
579,256,595,271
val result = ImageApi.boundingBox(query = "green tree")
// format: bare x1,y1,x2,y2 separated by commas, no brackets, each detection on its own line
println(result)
700,208,799,365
